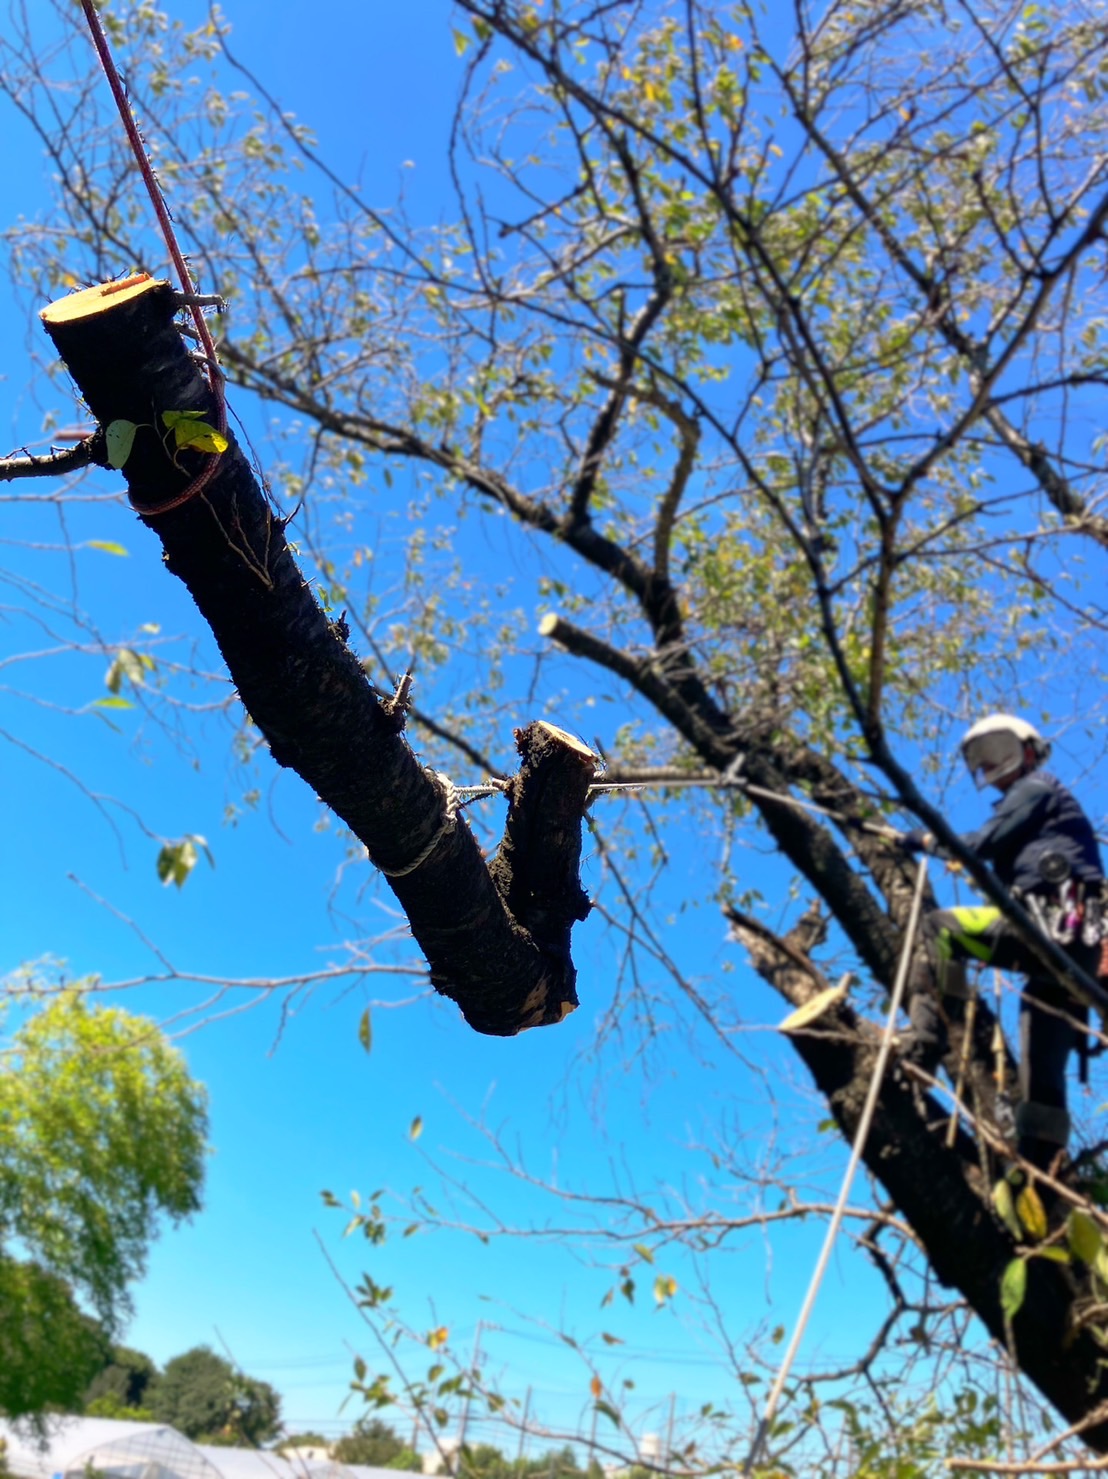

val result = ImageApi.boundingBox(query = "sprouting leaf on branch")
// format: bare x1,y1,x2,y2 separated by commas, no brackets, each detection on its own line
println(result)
105,418,138,468
1000,1258,1027,1322
156,833,214,889
992,1177,1023,1241
1068,1209,1104,1265
161,408,229,455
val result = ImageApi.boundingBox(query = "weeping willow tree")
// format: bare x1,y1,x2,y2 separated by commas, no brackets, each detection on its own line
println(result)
5,0,1108,1463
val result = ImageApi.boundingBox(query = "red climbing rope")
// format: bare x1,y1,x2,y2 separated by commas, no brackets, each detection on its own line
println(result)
79,0,227,517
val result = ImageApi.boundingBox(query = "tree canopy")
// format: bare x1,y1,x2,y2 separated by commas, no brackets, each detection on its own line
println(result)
4,0,1108,1466
149,1345,282,1446
0,990,208,1423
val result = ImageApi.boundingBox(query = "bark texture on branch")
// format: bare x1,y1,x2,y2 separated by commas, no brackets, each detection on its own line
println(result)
41,277,594,1036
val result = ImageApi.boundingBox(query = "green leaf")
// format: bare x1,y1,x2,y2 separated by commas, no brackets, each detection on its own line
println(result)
105,418,138,469
358,1008,372,1054
452,26,471,55
157,838,199,889
161,409,229,455
634,1242,654,1263
1068,1209,1103,1265
93,696,134,710
410,1115,423,1140
155,834,211,890
1034,1246,1071,1265
1000,1257,1027,1321
992,1177,1023,1241
593,1400,622,1429
105,647,154,695
87,540,129,556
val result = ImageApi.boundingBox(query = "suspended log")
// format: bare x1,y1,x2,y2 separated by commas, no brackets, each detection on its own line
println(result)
42,277,596,1036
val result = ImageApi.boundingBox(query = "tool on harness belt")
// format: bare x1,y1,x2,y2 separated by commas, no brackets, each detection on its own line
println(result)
1024,851,1100,1082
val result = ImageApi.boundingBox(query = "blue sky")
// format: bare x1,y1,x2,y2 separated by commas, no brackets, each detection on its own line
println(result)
0,0,1080,1456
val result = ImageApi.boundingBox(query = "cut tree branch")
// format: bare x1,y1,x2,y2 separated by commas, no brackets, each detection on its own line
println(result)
39,276,598,1037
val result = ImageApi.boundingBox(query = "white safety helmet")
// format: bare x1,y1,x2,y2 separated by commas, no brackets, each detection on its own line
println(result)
960,713,1051,789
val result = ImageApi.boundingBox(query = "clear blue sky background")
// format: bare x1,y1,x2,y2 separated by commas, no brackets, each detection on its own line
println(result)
0,0,1071,1455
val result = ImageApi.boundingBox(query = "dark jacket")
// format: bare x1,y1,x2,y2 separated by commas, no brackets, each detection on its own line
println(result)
963,770,1103,893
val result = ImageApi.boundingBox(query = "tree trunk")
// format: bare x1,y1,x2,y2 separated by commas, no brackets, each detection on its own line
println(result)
41,277,596,1037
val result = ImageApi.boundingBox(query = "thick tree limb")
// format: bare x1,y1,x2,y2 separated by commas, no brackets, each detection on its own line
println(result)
726,907,1108,1452
40,277,596,1037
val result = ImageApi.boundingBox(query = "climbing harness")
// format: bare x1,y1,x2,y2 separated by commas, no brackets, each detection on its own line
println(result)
740,856,930,1478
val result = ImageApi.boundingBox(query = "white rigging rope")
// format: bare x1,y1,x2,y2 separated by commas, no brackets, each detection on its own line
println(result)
741,855,931,1477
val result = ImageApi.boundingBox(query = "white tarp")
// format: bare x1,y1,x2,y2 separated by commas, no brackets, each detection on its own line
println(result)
193,1451,365,1479
0,1418,224,1479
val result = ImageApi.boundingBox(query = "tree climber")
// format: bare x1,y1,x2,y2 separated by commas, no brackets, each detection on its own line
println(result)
900,714,1104,1172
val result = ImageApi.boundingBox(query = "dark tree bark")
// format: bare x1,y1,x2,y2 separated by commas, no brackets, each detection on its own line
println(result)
727,906,1108,1453
41,276,597,1037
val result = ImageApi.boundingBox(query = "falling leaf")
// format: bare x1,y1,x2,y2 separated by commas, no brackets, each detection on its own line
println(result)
358,1008,372,1054
410,1115,424,1140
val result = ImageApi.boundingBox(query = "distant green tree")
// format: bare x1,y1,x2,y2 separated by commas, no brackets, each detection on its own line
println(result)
457,1445,511,1479
522,1449,584,1479
84,1394,155,1421
85,1344,160,1412
276,1433,331,1454
332,1420,406,1467
0,991,207,1424
150,1346,281,1445
386,1450,423,1473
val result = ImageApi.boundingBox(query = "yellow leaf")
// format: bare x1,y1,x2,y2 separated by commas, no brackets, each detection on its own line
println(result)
724,34,743,50
410,1115,423,1140
653,1274,678,1304
1016,1183,1048,1241
590,1376,603,1398
428,1326,449,1349
161,409,229,455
